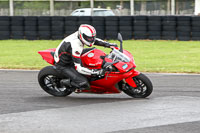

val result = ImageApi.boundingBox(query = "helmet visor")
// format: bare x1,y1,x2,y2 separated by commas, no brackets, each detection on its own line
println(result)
82,33,95,43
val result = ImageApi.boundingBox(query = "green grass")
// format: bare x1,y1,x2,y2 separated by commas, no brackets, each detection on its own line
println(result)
0,40,60,69
0,40,200,73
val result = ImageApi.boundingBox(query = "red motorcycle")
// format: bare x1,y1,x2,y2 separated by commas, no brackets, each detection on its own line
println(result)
38,33,153,98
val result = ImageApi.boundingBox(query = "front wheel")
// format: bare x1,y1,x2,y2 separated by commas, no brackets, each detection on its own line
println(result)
38,66,72,97
123,73,153,98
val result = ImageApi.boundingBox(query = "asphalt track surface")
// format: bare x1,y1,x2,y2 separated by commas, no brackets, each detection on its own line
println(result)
0,70,200,133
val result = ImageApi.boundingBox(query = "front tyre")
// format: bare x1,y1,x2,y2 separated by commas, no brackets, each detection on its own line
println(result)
123,73,153,98
38,66,72,97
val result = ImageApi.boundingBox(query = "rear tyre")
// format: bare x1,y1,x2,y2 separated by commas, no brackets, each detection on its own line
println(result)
123,73,153,98
38,66,72,97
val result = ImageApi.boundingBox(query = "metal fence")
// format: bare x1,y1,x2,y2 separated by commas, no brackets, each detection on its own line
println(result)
0,0,195,16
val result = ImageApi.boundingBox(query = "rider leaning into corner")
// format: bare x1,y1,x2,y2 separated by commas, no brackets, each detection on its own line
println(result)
54,24,117,91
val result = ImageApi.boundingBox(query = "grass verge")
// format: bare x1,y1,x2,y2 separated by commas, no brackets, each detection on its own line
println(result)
0,40,200,73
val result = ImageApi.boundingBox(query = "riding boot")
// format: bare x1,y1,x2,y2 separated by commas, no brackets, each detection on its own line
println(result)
60,79,72,87
71,81,90,90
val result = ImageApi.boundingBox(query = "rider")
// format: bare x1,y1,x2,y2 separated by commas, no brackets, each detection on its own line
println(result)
54,24,117,91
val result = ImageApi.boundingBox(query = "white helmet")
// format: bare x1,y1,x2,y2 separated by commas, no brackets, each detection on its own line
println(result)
78,24,96,47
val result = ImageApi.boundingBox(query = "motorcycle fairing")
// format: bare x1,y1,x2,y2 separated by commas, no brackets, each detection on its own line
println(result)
81,49,106,69
86,72,131,93
38,48,56,65
85,69,139,94
125,70,140,88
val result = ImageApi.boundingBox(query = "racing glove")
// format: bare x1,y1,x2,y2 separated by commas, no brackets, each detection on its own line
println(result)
105,43,118,48
109,43,118,47
92,69,105,78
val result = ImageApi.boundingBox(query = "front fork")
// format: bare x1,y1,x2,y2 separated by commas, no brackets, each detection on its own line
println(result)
124,70,140,88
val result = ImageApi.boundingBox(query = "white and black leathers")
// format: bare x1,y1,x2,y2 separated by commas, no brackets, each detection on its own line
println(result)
54,31,116,75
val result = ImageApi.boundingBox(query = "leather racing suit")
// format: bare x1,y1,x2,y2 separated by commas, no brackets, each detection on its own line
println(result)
54,31,116,90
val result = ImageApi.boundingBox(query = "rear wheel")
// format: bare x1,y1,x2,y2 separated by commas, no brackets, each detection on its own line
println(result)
38,66,72,97
123,73,153,98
